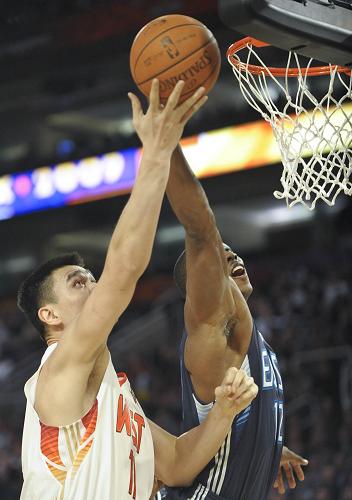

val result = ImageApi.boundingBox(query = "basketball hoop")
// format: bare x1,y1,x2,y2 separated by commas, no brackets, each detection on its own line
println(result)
227,37,352,209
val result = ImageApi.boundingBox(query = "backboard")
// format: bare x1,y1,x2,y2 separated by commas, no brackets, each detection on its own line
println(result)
218,0,352,67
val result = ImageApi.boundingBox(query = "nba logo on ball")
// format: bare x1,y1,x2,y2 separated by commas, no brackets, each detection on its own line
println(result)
130,14,221,104
161,36,180,59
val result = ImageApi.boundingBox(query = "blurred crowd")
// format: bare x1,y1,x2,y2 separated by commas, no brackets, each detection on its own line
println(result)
0,237,351,499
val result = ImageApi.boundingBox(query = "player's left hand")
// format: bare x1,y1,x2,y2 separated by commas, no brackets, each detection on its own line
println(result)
215,367,258,418
273,446,308,495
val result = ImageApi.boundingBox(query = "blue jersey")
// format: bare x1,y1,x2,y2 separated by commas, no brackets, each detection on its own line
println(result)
165,321,284,500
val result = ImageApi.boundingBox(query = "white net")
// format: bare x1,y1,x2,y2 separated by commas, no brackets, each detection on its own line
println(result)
227,40,352,209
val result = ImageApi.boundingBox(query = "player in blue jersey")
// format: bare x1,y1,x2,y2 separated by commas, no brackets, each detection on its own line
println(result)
158,144,308,499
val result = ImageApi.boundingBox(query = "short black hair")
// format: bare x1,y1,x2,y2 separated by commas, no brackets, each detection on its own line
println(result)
173,250,187,299
17,253,85,341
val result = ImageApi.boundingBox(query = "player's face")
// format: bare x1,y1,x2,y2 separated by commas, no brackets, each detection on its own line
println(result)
51,265,97,325
224,245,253,300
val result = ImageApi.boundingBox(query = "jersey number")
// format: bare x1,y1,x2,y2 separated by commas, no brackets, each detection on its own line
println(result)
129,449,137,499
274,402,283,443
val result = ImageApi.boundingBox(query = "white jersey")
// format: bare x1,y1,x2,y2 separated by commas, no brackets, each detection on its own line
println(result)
21,344,154,500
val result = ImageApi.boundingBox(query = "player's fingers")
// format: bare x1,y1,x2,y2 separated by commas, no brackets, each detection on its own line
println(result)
231,370,249,396
177,86,206,120
283,463,296,489
232,376,255,399
290,452,309,466
221,367,238,387
215,384,231,401
128,92,143,123
180,95,208,123
231,384,258,406
293,464,305,481
164,80,185,113
148,79,160,113
276,469,285,495
277,481,285,494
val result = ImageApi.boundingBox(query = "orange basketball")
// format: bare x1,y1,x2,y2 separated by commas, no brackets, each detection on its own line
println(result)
130,14,221,104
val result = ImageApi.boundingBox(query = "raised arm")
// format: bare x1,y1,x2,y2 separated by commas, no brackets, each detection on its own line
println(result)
166,146,253,400
34,83,208,426
150,366,258,487
167,146,230,323
46,83,207,367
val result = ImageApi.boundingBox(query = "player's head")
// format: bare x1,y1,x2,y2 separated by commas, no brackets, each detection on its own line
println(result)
17,253,96,344
223,243,253,299
174,243,253,301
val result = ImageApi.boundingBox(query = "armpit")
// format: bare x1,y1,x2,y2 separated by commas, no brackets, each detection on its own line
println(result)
224,317,237,339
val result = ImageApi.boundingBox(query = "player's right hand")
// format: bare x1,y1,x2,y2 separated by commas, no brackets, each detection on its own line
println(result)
273,446,308,495
215,367,258,418
128,79,207,158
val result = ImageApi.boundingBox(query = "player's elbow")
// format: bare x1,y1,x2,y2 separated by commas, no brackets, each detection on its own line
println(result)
163,468,194,488
104,252,145,285
157,457,195,488
185,211,218,241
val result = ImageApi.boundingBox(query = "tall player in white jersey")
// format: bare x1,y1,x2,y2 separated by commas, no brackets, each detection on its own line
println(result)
18,80,259,500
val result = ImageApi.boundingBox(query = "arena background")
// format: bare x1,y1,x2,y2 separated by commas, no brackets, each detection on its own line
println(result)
0,1,351,498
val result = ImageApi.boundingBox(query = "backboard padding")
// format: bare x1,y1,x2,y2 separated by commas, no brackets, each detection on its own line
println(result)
219,0,352,66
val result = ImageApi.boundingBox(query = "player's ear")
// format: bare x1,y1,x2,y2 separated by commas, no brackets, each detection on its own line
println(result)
38,305,61,327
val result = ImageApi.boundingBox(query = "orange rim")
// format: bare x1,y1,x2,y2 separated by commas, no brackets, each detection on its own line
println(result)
227,37,352,76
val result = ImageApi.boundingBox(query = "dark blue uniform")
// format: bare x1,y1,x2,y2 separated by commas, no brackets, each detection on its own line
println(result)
165,321,284,500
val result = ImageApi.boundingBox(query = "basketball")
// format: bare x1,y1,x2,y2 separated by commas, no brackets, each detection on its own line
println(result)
130,14,221,104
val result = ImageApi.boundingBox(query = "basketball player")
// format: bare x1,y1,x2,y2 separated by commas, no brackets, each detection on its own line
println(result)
160,144,308,499
18,80,259,500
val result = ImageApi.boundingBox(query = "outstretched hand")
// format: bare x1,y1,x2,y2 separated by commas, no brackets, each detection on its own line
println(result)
273,446,308,495
128,79,207,158
215,367,258,419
